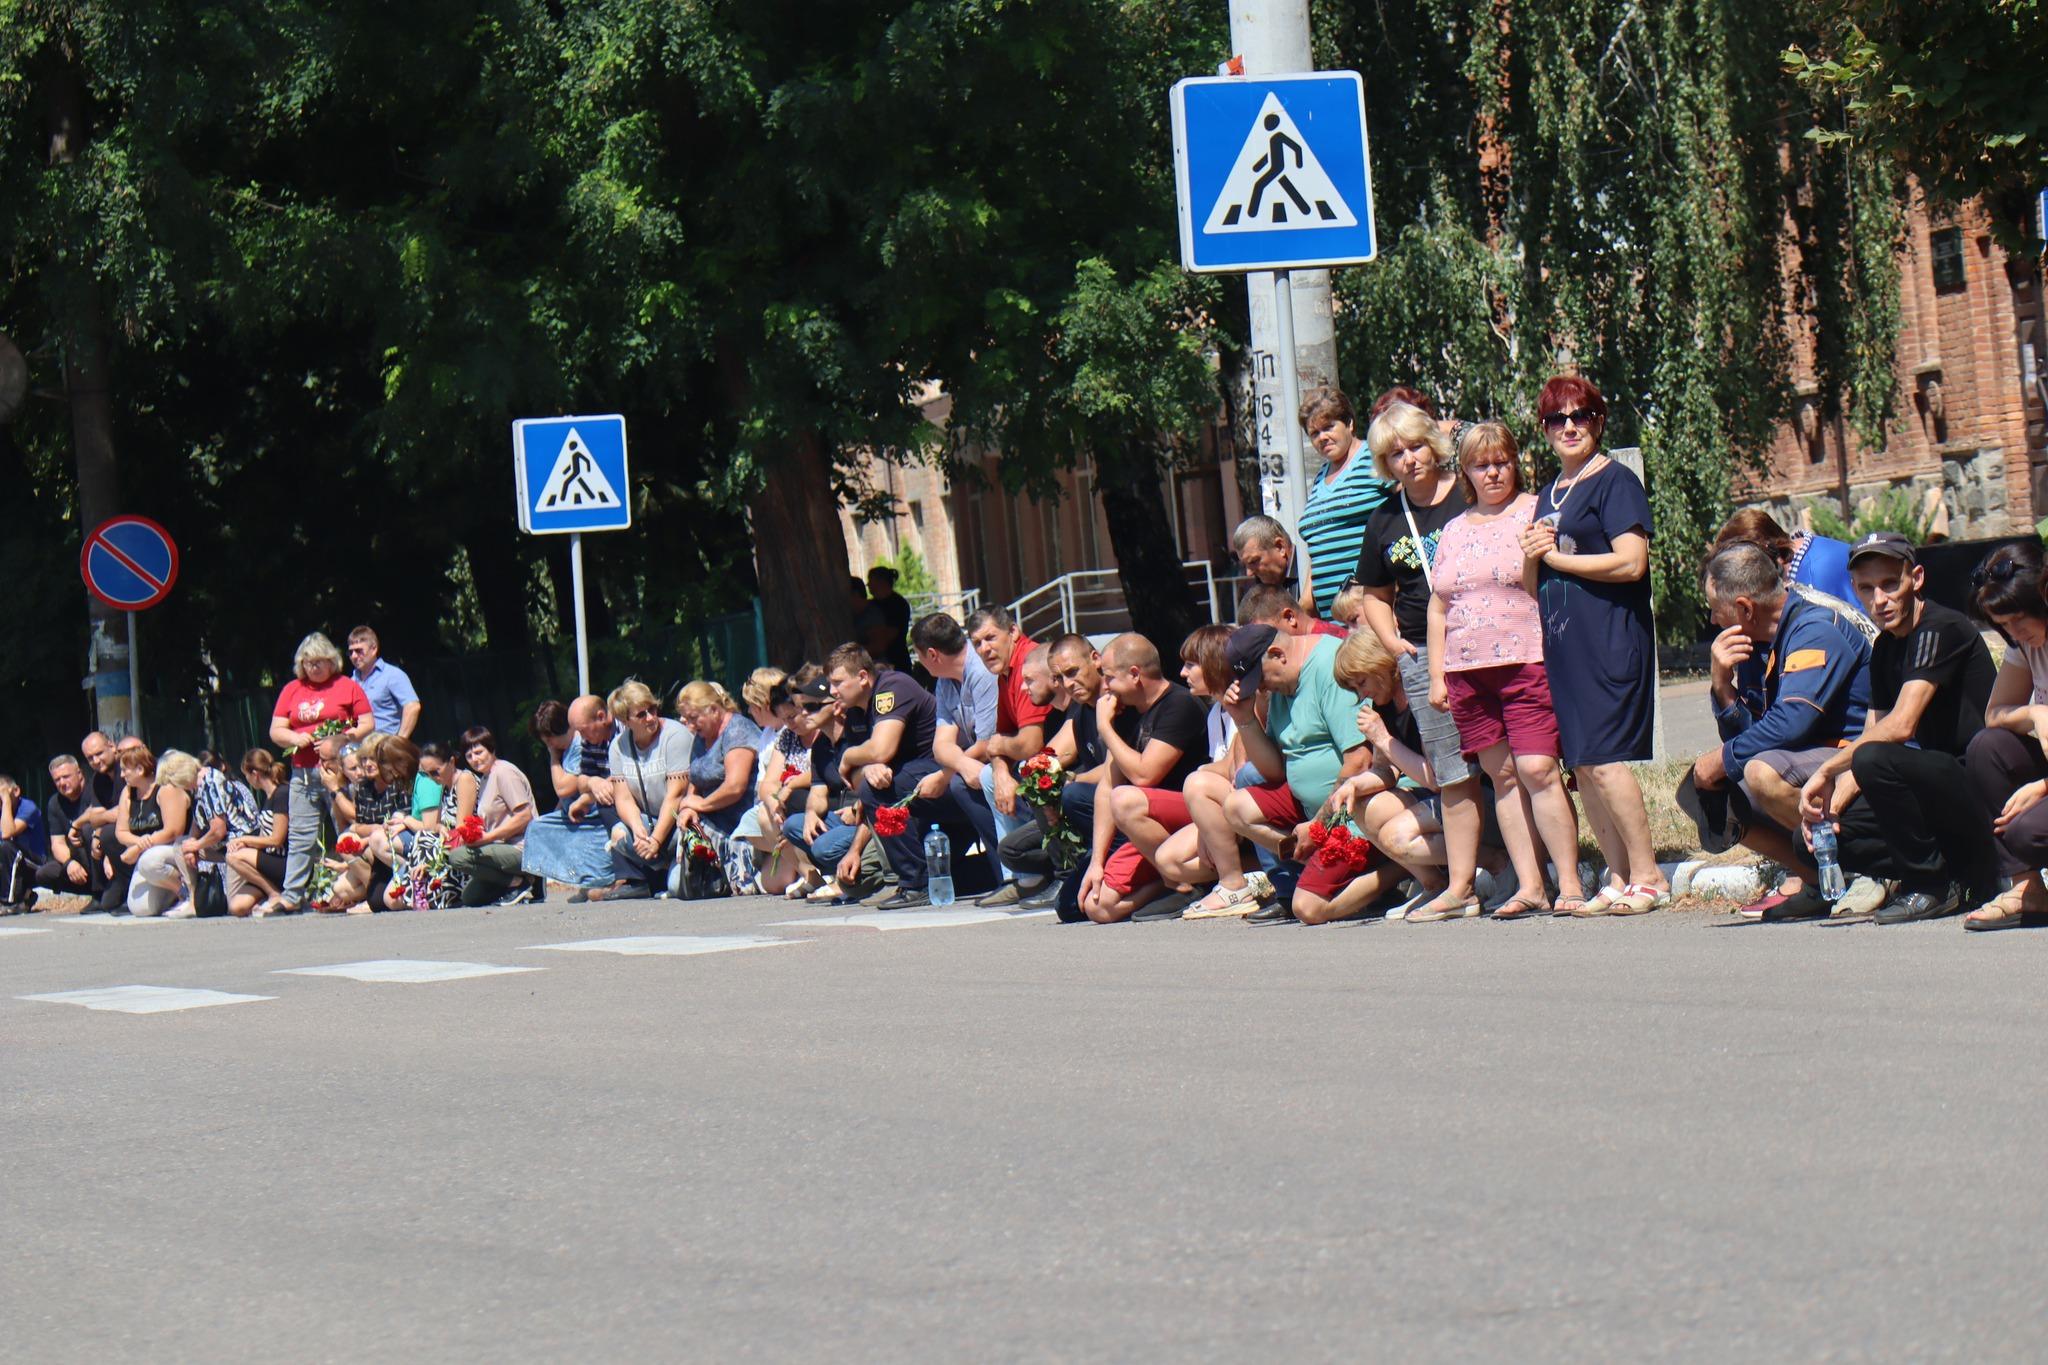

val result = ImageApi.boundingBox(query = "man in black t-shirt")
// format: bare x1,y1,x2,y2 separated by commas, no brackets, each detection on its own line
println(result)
1797,533,1999,923
828,642,973,909
1077,634,1212,922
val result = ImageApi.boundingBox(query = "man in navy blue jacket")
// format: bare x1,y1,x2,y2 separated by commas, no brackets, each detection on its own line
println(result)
1679,541,1874,919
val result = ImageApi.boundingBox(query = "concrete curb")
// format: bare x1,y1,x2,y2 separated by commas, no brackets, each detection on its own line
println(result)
1570,858,1764,903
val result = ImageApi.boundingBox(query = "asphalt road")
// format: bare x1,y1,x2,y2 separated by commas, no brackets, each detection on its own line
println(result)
7,894,2048,1361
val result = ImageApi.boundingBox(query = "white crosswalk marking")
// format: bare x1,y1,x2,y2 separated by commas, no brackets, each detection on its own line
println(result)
20,985,274,1014
57,913,171,925
772,909,1054,932
276,960,543,984
522,935,805,957
0,926,50,937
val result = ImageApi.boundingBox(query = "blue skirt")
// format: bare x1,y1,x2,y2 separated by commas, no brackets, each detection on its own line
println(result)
521,810,617,888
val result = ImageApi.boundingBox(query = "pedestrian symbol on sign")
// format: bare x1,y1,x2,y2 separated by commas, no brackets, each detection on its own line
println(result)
1203,93,1358,235
537,428,621,511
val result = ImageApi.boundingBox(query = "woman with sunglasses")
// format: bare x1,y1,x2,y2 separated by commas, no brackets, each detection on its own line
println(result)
1518,376,1668,914
1426,422,1587,917
605,679,694,898
1961,542,2048,929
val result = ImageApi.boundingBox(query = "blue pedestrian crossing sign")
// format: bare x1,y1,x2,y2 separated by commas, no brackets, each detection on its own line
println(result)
514,414,632,535
1171,72,1377,273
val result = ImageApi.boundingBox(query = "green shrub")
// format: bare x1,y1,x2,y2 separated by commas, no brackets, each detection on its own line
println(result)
1807,487,1933,543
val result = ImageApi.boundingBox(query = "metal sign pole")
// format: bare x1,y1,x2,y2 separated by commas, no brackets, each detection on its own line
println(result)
127,611,141,736
570,532,591,696
1272,268,1309,534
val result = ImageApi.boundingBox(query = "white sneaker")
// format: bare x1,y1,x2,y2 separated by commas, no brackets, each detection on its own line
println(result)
808,878,845,902
1385,886,1436,921
164,902,198,919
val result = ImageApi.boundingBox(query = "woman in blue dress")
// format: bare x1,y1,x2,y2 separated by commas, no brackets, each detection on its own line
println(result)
1519,375,1669,915
674,681,763,896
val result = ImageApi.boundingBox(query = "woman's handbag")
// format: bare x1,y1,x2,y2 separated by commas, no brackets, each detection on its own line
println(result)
193,867,231,918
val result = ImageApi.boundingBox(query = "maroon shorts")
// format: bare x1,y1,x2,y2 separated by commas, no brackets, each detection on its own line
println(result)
1295,841,1390,902
1444,662,1561,759
1101,788,1197,894
1244,781,1307,828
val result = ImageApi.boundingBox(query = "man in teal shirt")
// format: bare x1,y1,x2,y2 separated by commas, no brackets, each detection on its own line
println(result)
1177,623,1372,919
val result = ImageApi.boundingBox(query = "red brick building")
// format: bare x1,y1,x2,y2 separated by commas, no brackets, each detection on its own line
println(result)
1751,188,2046,538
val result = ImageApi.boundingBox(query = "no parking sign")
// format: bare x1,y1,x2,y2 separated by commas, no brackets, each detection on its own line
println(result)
80,516,179,612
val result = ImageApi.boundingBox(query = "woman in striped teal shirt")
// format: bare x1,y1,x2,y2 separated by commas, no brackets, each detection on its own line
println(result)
1296,389,1393,616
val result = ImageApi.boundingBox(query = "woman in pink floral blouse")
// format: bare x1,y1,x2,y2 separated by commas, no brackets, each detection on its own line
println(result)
1425,422,1587,915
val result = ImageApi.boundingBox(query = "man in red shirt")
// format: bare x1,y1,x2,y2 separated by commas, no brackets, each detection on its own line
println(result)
966,607,1052,905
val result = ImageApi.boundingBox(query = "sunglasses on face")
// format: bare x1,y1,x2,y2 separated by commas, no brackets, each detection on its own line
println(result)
1541,408,1600,431
798,700,831,713
630,707,660,721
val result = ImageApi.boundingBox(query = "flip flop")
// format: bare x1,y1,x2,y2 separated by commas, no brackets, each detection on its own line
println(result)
1493,895,1550,920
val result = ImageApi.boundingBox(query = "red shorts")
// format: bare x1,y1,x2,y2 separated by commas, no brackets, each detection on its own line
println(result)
1444,662,1561,759
1294,841,1390,901
1244,781,1306,828
1102,788,1196,894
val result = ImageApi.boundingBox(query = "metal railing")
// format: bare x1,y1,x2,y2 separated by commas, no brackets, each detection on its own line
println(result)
1004,560,1226,640
905,588,983,621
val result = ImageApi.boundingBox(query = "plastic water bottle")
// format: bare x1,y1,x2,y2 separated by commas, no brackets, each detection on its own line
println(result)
1810,821,1845,901
925,826,954,906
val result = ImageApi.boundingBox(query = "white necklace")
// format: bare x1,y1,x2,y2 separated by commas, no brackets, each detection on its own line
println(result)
1546,453,1606,517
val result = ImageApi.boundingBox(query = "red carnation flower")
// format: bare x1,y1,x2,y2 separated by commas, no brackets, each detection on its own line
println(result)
689,840,717,863
873,805,910,837
334,833,366,858
1306,820,1330,847
781,764,804,784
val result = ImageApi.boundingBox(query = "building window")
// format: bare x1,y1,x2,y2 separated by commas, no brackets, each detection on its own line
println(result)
1930,227,1966,293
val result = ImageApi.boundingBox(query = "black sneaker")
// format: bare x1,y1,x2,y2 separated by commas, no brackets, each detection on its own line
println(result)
869,888,931,911
1873,883,1963,924
492,884,537,907
1245,901,1298,925
1016,884,1063,910
1130,891,1193,921
1759,883,1830,922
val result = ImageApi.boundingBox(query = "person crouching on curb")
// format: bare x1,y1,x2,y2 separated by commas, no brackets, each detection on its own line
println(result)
1678,542,1873,922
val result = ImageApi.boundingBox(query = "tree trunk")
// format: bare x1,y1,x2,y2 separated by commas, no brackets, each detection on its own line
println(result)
750,429,854,667
1096,439,1202,655
45,54,129,731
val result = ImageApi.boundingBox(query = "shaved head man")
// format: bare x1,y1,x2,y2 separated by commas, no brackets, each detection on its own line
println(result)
1077,633,1212,923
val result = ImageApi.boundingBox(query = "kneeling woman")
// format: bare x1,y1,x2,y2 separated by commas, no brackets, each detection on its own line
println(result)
674,681,762,896
1963,541,2048,928
1317,632,1510,924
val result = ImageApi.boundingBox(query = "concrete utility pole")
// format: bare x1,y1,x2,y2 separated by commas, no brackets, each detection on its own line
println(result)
1226,0,1341,535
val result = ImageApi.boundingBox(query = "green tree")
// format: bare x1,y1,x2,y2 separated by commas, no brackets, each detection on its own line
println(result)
1785,0,2048,236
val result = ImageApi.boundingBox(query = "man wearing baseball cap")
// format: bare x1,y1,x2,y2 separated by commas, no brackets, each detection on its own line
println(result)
1178,619,1369,917
1797,532,2000,923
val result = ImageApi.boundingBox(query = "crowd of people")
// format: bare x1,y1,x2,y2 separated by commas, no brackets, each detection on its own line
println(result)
4,376,2046,932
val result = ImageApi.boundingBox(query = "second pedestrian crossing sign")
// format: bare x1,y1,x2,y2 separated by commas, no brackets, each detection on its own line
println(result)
1171,72,1377,273
514,414,632,534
